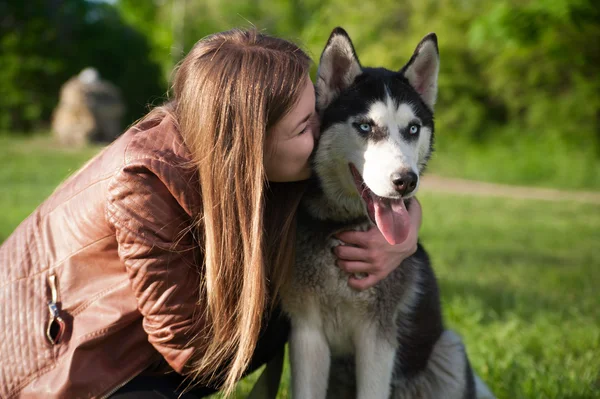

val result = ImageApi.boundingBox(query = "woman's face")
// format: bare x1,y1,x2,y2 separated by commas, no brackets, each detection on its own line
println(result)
265,77,319,182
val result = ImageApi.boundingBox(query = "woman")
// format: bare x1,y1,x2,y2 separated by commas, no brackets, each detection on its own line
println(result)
0,29,422,398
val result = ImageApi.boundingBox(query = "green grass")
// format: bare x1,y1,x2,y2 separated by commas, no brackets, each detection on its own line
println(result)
418,193,600,399
2,134,599,398
0,134,102,242
429,134,600,191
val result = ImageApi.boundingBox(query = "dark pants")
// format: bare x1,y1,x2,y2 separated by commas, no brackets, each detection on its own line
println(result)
111,308,290,398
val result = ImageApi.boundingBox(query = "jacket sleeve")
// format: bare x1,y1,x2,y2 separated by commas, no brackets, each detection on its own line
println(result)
106,160,203,374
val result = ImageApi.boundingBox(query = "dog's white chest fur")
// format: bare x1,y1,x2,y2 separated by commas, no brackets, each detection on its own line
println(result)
284,238,376,354
318,293,373,355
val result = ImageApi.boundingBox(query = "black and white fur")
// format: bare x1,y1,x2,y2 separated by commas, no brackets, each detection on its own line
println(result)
281,28,480,399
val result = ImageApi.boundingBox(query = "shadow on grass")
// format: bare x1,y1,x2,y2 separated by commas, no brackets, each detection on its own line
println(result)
475,247,579,268
432,246,578,269
439,278,575,325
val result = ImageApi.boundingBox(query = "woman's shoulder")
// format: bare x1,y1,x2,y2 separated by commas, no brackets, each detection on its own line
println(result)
114,113,202,218
124,113,191,169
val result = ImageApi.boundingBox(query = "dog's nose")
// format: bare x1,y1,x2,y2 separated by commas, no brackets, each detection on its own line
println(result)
391,171,418,196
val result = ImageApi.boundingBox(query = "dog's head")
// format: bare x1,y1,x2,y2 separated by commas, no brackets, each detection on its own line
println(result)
314,27,439,245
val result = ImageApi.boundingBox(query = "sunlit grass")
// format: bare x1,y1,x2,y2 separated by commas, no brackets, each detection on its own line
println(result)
429,133,600,191
0,134,102,241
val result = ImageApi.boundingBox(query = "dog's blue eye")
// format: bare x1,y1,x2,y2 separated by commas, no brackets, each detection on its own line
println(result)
359,123,371,132
409,124,420,135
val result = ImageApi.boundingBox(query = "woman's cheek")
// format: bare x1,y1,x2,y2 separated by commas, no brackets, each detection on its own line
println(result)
306,133,316,161
309,113,321,139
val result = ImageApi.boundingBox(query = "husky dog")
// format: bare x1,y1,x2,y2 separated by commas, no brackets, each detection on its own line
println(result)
280,28,477,399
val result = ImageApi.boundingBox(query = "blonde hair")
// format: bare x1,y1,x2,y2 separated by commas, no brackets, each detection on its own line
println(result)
145,29,311,394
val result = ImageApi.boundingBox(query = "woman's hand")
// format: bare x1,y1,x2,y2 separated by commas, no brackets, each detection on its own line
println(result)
332,197,423,291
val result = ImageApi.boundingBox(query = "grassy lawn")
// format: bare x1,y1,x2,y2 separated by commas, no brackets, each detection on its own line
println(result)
0,134,102,242
1,134,599,398
418,193,599,399
429,135,600,192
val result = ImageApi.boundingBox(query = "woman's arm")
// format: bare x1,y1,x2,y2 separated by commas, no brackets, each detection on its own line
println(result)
106,161,204,373
332,197,423,291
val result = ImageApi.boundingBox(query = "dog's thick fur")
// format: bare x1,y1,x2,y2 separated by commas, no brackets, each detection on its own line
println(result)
280,28,476,399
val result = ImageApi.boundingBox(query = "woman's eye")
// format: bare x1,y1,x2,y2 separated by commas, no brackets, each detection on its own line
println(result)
409,124,420,135
359,123,371,133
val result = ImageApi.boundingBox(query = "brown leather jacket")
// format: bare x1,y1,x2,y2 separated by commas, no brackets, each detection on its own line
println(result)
0,115,205,398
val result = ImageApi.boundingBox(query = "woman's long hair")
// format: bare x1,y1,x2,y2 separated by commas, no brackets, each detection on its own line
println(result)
144,29,311,395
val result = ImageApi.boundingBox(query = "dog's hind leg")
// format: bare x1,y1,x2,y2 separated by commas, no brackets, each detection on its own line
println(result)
426,330,475,398
392,330,475,399
354,322,396,399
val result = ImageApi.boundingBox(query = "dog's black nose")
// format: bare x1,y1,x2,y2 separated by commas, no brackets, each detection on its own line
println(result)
391,171,418,196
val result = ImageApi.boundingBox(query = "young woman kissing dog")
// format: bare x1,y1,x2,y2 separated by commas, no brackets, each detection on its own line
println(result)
0,29,422,398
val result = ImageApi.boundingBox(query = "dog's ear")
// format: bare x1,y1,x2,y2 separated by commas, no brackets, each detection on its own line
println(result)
316,27,362,112
400,33,439,110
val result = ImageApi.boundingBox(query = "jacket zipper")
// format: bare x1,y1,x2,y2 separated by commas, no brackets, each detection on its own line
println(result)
99,366,146,399
46,273,66,345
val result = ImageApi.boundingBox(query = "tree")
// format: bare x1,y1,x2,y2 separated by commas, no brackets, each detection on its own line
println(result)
0,0,165,132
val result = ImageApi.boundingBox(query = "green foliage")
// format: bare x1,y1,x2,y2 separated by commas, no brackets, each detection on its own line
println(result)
468,0,600,149
294,0,600,185
1,0,599,188
120,0,599,168
0,0,165,132
115,0,175,83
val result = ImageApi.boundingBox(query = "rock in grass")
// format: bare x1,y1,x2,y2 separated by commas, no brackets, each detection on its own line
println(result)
52,68,125,147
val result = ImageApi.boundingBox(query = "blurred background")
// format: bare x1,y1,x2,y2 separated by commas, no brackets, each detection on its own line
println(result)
2,0,600,188
1,0,599,398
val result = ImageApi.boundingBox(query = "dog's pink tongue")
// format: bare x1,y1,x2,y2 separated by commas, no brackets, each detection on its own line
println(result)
373,197,410,245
